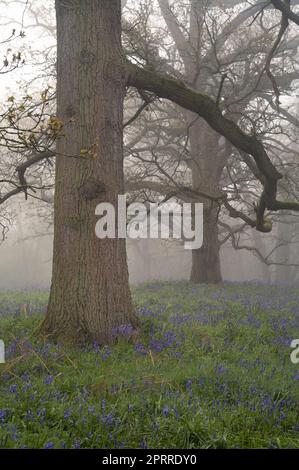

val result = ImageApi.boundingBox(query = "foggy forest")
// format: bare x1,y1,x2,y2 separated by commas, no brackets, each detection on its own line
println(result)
1,0,299,455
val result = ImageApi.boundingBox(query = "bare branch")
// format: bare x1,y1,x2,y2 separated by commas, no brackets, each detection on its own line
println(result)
271,0,299,26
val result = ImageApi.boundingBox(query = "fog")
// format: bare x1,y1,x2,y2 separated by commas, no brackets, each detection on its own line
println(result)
0,201,281,290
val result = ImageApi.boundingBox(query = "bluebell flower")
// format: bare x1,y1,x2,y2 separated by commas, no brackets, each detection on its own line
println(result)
44,375,54,385
44,442,55,449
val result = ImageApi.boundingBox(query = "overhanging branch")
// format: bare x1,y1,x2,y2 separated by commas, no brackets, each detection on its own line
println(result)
126,61,299,231
271,0,299,26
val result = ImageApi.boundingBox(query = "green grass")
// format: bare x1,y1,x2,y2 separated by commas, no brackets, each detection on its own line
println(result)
0,282,299,449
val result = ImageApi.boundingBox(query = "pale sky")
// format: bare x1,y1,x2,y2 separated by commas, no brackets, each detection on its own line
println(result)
0,0,56,100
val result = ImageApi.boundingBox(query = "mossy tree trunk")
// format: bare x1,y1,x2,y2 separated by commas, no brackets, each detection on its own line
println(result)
41,0,137,345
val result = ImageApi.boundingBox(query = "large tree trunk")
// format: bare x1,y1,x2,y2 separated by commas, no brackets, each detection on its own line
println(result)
188,118,224,284
42,0,137,345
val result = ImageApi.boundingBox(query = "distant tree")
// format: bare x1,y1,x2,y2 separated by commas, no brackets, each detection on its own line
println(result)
123,0,299,283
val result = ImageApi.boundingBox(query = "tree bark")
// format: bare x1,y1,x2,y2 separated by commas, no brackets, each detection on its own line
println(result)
41,0,137,345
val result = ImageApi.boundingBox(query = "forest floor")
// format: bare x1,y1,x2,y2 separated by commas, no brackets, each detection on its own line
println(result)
0,282,299,449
